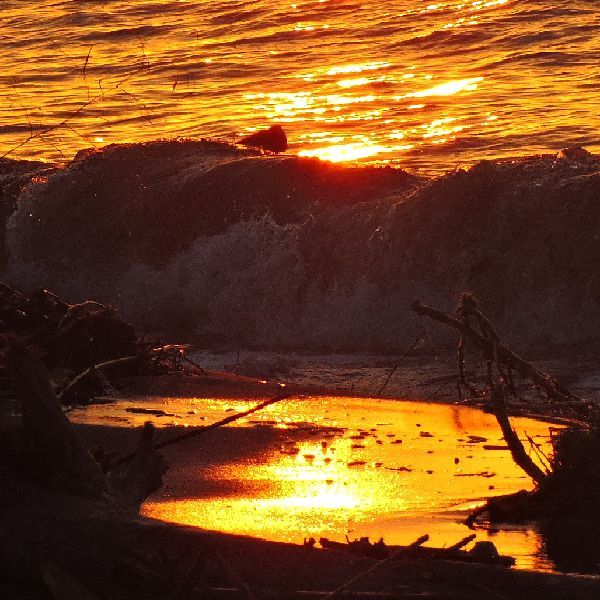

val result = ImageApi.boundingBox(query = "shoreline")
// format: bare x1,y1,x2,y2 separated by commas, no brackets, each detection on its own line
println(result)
1,290,593,598
3,136,596,179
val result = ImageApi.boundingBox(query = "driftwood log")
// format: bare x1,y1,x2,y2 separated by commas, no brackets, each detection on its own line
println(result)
4,339,167,505
410,298,584,406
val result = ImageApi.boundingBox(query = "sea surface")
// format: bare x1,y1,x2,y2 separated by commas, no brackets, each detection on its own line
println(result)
2,0,599,171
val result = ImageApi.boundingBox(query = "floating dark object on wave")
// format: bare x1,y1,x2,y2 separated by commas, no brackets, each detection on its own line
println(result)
238,125,288,153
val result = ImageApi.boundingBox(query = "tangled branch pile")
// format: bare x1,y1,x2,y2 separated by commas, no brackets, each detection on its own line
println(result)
411,294,600,527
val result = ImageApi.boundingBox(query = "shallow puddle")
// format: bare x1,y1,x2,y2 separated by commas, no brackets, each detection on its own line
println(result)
73,396,557,571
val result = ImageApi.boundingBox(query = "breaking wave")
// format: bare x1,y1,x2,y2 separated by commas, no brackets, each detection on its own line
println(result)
4,141,600,352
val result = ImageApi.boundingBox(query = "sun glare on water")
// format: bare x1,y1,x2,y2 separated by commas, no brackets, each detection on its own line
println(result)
404,77,484,99
299,143,390,162
2,0,597,170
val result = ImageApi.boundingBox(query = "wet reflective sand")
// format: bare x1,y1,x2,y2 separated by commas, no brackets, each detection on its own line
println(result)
74,395,556,570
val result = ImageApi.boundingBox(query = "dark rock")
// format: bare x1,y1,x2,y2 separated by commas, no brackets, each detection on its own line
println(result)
239,125,288,153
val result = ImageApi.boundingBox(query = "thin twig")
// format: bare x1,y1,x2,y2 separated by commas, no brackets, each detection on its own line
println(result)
377,332,424,396
110,390,290,468
2,59,163,159
82,46,93,79
524,431,552,474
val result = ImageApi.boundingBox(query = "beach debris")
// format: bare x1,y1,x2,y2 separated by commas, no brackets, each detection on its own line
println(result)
238,125,288,153
412,294,561,485
111,389,291,468
125,407,176,417
468,541,500,562
0,282,136,372
319,533,515,568
0,282,219,405
2,333,597,597
413,293,600,553
411,294,586,410
323,535,429,597
58,344,198,405
3,338,165,505
320,536,389,559
0,283,145,403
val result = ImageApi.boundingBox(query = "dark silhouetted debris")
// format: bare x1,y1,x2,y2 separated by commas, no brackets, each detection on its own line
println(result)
0,282,136,373
318,533,513,567
239,125,288,153
413,294,600,573
0,282,212,405
2,332,600,598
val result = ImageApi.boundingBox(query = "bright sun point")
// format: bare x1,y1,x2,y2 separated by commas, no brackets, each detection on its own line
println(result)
404,77,483,98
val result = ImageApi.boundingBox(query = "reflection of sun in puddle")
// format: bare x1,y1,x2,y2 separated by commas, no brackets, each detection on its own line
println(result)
76,395,557,570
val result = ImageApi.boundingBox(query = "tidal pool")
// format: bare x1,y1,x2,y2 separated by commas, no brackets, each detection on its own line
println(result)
73,395,556,571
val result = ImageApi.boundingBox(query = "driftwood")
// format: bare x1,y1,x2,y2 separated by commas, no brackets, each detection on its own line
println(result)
324,535,429,599
6,340,108,497
411,297,555,484
59,354,141,404
410,299,583,406
4,338,165,506
319,534,514,567
489,386,548,484
59,344,201,405
110,388,290,468
0,339,285,599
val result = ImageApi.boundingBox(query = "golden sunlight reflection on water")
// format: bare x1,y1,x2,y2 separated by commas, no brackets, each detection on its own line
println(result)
246,66,483,163
72,395,556,571
7,0,597,170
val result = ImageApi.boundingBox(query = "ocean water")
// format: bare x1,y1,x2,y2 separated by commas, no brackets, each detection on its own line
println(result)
1,0,599,171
